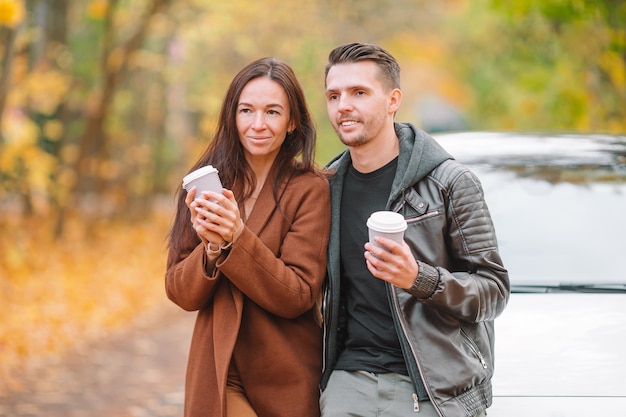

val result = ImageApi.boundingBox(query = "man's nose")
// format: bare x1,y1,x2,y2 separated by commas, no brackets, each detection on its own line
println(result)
337,96,352,112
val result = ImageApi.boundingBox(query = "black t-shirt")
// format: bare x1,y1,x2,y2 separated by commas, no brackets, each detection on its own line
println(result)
335,157,408,375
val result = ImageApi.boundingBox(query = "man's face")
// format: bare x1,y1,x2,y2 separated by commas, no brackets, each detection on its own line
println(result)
325,61,396,148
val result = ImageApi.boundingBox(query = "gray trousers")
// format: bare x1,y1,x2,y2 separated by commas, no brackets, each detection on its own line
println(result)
320,370,487,417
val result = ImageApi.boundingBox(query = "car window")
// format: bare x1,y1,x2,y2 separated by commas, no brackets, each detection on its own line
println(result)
435,132,626,288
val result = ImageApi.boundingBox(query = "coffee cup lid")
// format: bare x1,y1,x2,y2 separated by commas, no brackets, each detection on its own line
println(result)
366,211,407,233
182,165,218,186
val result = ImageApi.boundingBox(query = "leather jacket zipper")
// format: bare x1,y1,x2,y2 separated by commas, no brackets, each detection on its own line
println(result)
405,210,440,223
321,284,331,378
388,284,443,417
460,328,488,369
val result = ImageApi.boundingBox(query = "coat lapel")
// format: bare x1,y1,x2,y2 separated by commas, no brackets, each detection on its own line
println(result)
241,168,290,235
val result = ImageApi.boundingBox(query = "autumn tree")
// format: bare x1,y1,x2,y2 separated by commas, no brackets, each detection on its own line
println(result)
446,0,626,131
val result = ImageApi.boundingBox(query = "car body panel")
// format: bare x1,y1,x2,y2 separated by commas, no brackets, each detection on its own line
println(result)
493,294,626,394
488,397,626,417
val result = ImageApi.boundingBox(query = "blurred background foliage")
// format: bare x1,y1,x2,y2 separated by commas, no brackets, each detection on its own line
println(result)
1,0,625,224
0,0,625,381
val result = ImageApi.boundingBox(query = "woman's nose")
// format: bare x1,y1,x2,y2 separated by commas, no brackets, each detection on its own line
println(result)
252,112,266,130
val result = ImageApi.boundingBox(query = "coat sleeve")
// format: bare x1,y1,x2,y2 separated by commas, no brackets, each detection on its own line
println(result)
406,163,510,323
165,240,223,311
217,174,331,319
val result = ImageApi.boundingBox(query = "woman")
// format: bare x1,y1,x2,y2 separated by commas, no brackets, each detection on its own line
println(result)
166,58,330,417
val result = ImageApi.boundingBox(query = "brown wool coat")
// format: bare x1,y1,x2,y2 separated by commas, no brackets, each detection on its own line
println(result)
166,171,330,417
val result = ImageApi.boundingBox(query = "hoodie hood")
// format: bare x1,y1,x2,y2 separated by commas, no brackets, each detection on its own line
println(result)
393,122,453,188
390,123,453,205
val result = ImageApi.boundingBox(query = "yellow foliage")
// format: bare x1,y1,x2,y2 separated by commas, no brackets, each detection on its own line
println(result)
0,110,59,205
107,47,126,72
25,146,57,191
23,69,72,115
60,143,80,164
0,211,172,383
129,49,166,72
0,65,72,208
0,0,25,28
599,50,626,90
6,64,71,118
43,119,64,141
56,166,78,190
124,144,153,165
87,0,109,20
0,110,38,150
98,159,122,180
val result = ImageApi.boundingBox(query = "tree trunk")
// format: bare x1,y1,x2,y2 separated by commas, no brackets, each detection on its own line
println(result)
73,0,172,197
0,26,19,144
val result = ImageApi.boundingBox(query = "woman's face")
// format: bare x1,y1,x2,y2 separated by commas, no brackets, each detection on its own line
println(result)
236,77,294,165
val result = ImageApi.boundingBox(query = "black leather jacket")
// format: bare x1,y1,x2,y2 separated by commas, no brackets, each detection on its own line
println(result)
321,123,510,417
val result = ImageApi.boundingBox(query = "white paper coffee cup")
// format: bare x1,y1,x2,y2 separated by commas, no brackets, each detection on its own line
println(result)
182,165,223,196
366,211,407,247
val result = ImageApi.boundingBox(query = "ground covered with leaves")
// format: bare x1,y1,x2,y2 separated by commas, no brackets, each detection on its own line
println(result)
0,209,176,389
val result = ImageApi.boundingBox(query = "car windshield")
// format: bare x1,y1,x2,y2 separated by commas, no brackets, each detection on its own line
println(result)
434,132,626,292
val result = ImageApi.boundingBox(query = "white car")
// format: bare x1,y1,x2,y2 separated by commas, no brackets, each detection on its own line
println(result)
434,132,626,417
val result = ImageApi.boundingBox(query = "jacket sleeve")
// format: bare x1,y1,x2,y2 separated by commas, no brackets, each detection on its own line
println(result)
165,238,223,311
216,174,331,319
406,162,510,323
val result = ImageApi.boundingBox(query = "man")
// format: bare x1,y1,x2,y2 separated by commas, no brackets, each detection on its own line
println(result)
320,42,510,417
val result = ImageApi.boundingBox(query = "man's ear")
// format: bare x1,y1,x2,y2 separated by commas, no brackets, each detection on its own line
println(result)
388,88,402,115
